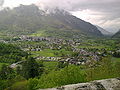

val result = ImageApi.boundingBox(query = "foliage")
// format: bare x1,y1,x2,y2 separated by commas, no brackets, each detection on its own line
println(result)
0,63,9,70
7,81,28,90
113,51,120,58
42,61,58,73
0,80,8,90
28,78,39,90
0,43,28,64
35,65,86,89
0,64,15,80
20,57,40,79
57,61,69,69
86,57,120,81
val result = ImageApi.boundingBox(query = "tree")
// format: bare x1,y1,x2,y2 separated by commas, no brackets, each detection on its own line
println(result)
113,51,120,58
57,61,68,69
21,57,39,79
0,64,15,80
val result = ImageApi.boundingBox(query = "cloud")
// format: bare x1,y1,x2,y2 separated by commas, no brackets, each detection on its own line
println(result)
36,0,120,32
0,0,4,6
2,0,120,32
3,0,37,8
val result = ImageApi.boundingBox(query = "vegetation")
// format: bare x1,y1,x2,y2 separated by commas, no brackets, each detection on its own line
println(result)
30,65,86,89
0,36,119,90
27,57,120,89
18,57,40,79
0,4,120,90
0,43,27,64
30,49,74,57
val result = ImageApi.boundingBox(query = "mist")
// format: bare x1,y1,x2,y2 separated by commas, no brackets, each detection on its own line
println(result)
2,0,120,33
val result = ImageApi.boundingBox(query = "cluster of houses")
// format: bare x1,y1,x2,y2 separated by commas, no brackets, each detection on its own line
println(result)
62,49,101,65
16,35,118,65
36,56,62,61
19,36,104,65
20,35,82,45
35,48,101,65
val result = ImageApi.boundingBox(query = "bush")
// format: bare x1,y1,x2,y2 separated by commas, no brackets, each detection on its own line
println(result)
0,80,8,90
35,65,86,89
28,78,39,90
7,81,28,90
86,57,120,81
113,51,120,58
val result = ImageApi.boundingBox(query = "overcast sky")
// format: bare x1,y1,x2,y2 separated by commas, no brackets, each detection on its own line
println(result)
1,0,120,33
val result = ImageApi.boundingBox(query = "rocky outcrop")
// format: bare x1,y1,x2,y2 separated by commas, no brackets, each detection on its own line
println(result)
39,78,120,90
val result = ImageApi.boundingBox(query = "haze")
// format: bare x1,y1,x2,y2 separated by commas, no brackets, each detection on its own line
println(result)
1,0,120,33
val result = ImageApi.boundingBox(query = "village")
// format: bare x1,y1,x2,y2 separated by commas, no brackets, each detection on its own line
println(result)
0,35,119,66
11,35,116,65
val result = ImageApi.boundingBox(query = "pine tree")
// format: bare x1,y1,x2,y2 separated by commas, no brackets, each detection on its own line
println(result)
22,57,39,79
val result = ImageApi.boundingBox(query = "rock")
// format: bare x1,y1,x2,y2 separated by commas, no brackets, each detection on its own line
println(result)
39,78,120,90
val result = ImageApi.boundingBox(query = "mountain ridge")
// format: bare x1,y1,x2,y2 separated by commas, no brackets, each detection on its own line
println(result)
96,25,113,36
113,29,120,38
0,4,103,39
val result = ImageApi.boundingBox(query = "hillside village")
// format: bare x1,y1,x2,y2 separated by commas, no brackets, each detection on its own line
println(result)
2,35,117,67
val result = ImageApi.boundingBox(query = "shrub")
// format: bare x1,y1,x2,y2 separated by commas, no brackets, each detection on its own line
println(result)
28,78,39,90
7,81,28,90
35,65,86,89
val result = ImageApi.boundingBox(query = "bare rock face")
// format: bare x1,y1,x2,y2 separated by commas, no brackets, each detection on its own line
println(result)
39,78,120,90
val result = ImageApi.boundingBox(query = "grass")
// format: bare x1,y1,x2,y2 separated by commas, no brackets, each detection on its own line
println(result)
43,61,58,72
30,49,73,57
8,81,28,90
77,45,108,49
111,57,120,65
30,30,46,37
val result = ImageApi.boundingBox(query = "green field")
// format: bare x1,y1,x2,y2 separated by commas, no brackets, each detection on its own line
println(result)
77,45,107,49
111,57,120,65
30,49,73,57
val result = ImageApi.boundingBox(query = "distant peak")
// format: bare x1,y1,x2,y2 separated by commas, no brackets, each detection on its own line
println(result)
38,6,70,15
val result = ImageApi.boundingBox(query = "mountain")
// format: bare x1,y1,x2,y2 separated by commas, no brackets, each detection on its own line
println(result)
96,25,113,36
0,4,103,39
113,30,120,38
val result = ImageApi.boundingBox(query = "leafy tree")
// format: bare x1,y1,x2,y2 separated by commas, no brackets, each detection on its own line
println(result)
113,51,120,58
86,57,114,81
0,80,8,90
0,64,15,80
0,43,28,64
57,61,68,69
21,57,39,79
28,78,39,90
35,65,86,89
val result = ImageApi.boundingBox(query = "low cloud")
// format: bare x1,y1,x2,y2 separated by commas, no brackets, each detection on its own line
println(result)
36,0,120,32
2,0,120,32
0,0,4,6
